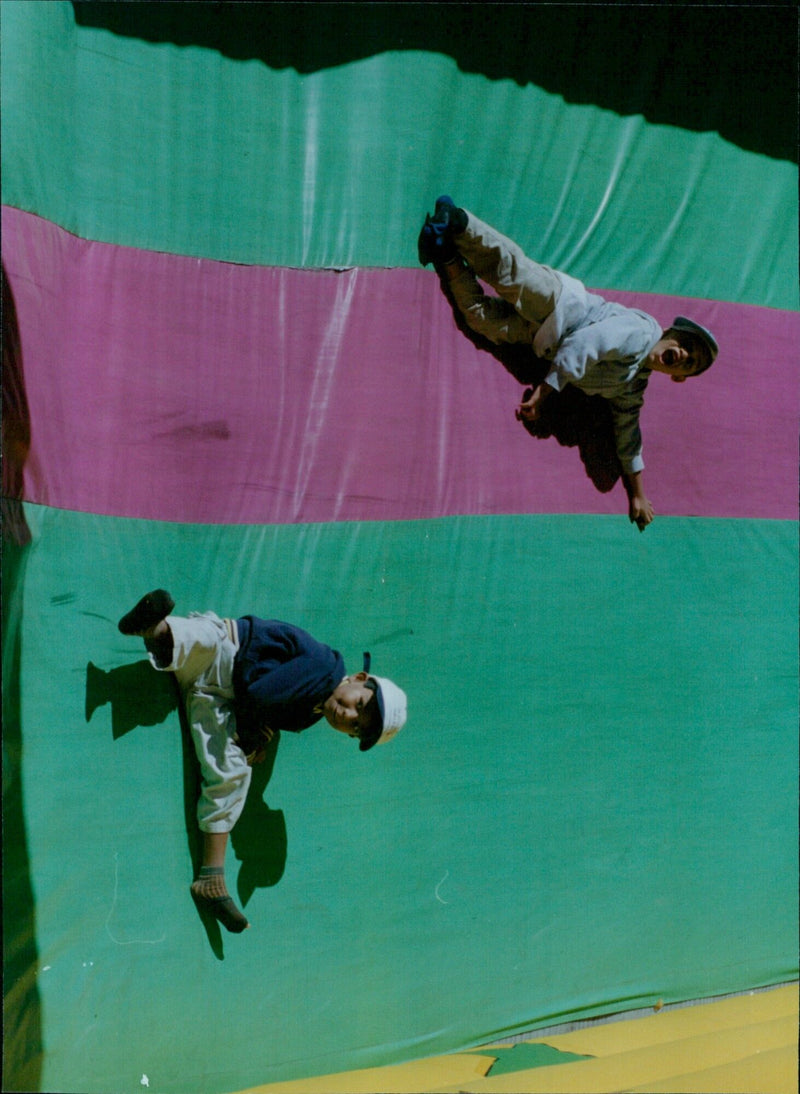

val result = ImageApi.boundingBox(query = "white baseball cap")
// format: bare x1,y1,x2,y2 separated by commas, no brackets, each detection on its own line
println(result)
360,653,407,751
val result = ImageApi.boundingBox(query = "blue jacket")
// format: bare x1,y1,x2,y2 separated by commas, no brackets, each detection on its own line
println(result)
232,617,345,742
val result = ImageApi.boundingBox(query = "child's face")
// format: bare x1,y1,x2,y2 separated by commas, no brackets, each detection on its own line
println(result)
653,336,710,382
323,672,379,737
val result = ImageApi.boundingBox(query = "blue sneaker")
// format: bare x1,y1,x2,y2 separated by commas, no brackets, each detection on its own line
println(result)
417,195,467,267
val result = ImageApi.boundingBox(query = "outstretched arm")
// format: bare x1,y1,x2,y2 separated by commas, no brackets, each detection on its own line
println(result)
606,382,654,531
623,471,654,531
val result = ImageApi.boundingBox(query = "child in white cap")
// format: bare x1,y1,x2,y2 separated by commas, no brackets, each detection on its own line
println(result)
118,590,407,933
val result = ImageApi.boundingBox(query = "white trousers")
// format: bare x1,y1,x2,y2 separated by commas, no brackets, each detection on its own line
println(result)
150,612,251,834
449,210,562,345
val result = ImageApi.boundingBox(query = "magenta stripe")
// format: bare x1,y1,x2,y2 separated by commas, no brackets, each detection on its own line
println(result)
3,207,797,524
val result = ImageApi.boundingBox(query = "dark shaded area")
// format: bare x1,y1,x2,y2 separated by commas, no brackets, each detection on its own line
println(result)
231,740,287,905
2,265,32,546
521,386,622,495
72,1,798,164
85,659,178,737
2,268,42,1091
437,270,622,494
2,539,43,1094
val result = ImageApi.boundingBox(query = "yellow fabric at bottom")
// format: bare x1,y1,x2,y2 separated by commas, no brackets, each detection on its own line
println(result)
235,1053,495,1094
233,985,798,1094
624,1044,798,1094
435,1014,797,1093
538,983,798,1056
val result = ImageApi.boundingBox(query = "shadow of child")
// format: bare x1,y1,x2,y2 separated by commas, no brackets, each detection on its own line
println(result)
519,384,621,494
231,741,288,907
85,660,178,738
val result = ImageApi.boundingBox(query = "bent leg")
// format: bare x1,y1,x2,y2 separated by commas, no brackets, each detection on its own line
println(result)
187,689,252,834
186,690,252,932
456,211,562,326
153,612,251,932
446,260,536,345
122,605,250,932
145,611,244,825
158,612,235,692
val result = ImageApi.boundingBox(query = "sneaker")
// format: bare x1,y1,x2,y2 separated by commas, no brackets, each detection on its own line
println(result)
118,589,175,635
417,194,467,267
418,214,456,266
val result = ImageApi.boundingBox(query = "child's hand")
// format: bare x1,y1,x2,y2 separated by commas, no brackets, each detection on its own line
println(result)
515,393,539,421
629,495,654,531
515,383,551,422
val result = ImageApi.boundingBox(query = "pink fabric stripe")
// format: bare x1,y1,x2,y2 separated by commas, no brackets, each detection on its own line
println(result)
3,206,797,524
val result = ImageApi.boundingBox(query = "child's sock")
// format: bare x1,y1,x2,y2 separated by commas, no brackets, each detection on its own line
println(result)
190,866,249,933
